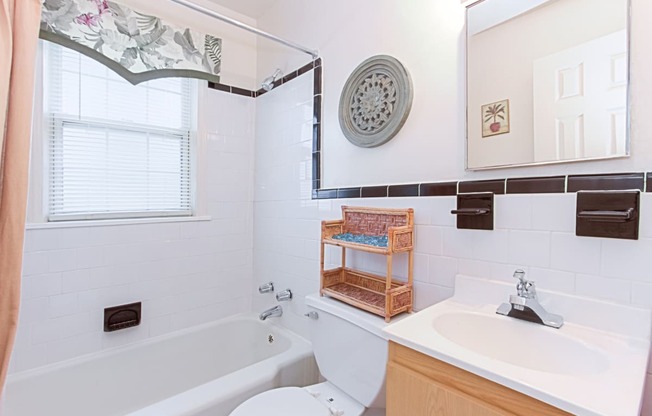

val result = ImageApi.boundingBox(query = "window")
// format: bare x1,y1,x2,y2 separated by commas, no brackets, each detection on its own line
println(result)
44,42,195,221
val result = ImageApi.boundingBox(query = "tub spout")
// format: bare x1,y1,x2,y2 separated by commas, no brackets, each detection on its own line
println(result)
259,305,283,321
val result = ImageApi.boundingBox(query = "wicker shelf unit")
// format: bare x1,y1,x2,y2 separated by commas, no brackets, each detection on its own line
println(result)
320,206,414,322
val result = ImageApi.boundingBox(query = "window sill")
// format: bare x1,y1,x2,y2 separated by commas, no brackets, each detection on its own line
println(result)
25,215,212,230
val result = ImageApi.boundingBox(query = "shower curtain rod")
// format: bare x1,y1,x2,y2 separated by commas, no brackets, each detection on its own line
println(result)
169,0,319,59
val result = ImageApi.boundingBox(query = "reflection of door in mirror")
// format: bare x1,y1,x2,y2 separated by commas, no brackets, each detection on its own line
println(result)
533,31,627,162
466,0,629,170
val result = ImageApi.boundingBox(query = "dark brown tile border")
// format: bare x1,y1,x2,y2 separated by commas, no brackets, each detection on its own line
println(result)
567,173,644,192
208,58,320,98
420,182,457,196
459,179,505,195
314,189,337,199
361,186,388,198
231,86,254,97
506,176,566,194
337,188,361,198
207,82,231,93
647,173,652,192
388,184,419,197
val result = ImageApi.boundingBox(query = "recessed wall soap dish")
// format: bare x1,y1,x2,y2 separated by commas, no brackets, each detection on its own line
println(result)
104,302,141,332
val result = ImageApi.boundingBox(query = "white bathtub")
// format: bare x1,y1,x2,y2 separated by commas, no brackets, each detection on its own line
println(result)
4,314,318,416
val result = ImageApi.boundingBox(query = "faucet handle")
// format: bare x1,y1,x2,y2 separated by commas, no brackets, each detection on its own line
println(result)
513,269,527,283
276,289,293,302
258,282,274,294
513,269,536,299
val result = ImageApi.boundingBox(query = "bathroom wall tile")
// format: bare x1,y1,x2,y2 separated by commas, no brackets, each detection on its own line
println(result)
575,274,631,303
505,176,566,194
531,194,576,233
415,226,443,255
472,230,510,263
48,249,77,272
550,233,601,275
631,282,652,307
508,230,550,268
427,197,457,227
458,179,505,194
18,297,49,325
22,273,62,299
428,256,458,287
76,246,105,269
30,320,63,345
48,293,79,318
527,268,575,294
420,182,457,197
495,195,532,230
22,251,49,276
413,282,454,311
23,229,61,252
413,254,429,283
442,228,475,259
600,238,652,282
567,172,645,192
638,194,652,238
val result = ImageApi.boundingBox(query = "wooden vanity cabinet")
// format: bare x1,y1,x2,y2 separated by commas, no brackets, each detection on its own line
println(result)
387,342,571,416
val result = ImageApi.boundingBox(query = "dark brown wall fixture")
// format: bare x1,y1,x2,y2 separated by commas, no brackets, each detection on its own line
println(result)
104,302,142,332
575,191,640,240
451,192,494,230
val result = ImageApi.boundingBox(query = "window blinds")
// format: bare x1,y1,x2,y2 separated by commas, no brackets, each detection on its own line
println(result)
44,42,194,221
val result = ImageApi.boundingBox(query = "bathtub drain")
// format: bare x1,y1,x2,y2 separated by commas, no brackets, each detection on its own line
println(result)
268,334,274,344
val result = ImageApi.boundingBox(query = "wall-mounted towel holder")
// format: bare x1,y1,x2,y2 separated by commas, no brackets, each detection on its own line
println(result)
576,191,639,240
451,192,494,230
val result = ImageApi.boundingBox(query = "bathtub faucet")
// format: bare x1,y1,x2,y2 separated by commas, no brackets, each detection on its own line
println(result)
259,305,283,321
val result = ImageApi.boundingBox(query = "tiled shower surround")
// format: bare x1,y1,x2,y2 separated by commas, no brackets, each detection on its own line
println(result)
14,68,652,411
12,87,255,373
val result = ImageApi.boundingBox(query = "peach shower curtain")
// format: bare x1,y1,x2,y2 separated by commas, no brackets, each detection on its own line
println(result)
0,0,41,397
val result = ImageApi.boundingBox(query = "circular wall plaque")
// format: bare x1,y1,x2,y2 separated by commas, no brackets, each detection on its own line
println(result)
338,55,413,148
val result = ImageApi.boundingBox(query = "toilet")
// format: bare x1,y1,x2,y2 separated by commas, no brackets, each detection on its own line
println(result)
230,293,392,416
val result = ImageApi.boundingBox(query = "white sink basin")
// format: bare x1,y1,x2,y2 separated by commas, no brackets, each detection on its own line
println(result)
433,311,609,376
382,275,652,416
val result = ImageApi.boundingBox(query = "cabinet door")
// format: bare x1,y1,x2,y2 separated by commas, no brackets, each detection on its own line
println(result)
387,362,512,416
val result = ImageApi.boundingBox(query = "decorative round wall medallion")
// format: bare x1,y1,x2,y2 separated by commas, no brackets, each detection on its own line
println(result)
338,55,413,148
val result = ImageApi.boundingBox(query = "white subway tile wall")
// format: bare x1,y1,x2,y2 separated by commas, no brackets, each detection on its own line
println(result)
11,87,255,373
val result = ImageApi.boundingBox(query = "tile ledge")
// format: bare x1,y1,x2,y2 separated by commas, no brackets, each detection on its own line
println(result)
25,215,212,230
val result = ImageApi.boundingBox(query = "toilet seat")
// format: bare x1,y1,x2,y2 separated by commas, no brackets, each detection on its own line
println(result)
229,387,331,416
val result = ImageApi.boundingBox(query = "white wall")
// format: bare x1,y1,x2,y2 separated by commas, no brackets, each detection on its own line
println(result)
254,0,652,413
257,0,652,187
11,86,255,373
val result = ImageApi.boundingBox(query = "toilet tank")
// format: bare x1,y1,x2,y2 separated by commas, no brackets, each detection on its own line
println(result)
305,294,392,409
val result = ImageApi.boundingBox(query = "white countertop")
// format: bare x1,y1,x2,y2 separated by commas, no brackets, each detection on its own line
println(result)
383,275,651,416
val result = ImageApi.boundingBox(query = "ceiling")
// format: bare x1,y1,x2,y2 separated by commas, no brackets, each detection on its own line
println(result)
206,0,279,19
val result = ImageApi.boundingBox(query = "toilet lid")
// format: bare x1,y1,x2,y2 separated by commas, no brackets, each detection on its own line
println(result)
230,387,331,416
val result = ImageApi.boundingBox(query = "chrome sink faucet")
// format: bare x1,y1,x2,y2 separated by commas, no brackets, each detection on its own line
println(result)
496,270,563,328
259,305,283,321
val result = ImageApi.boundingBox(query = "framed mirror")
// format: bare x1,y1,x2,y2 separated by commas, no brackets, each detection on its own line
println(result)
466,0,630,170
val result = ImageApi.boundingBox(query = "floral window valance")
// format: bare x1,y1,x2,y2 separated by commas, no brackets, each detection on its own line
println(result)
40,0,222,85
